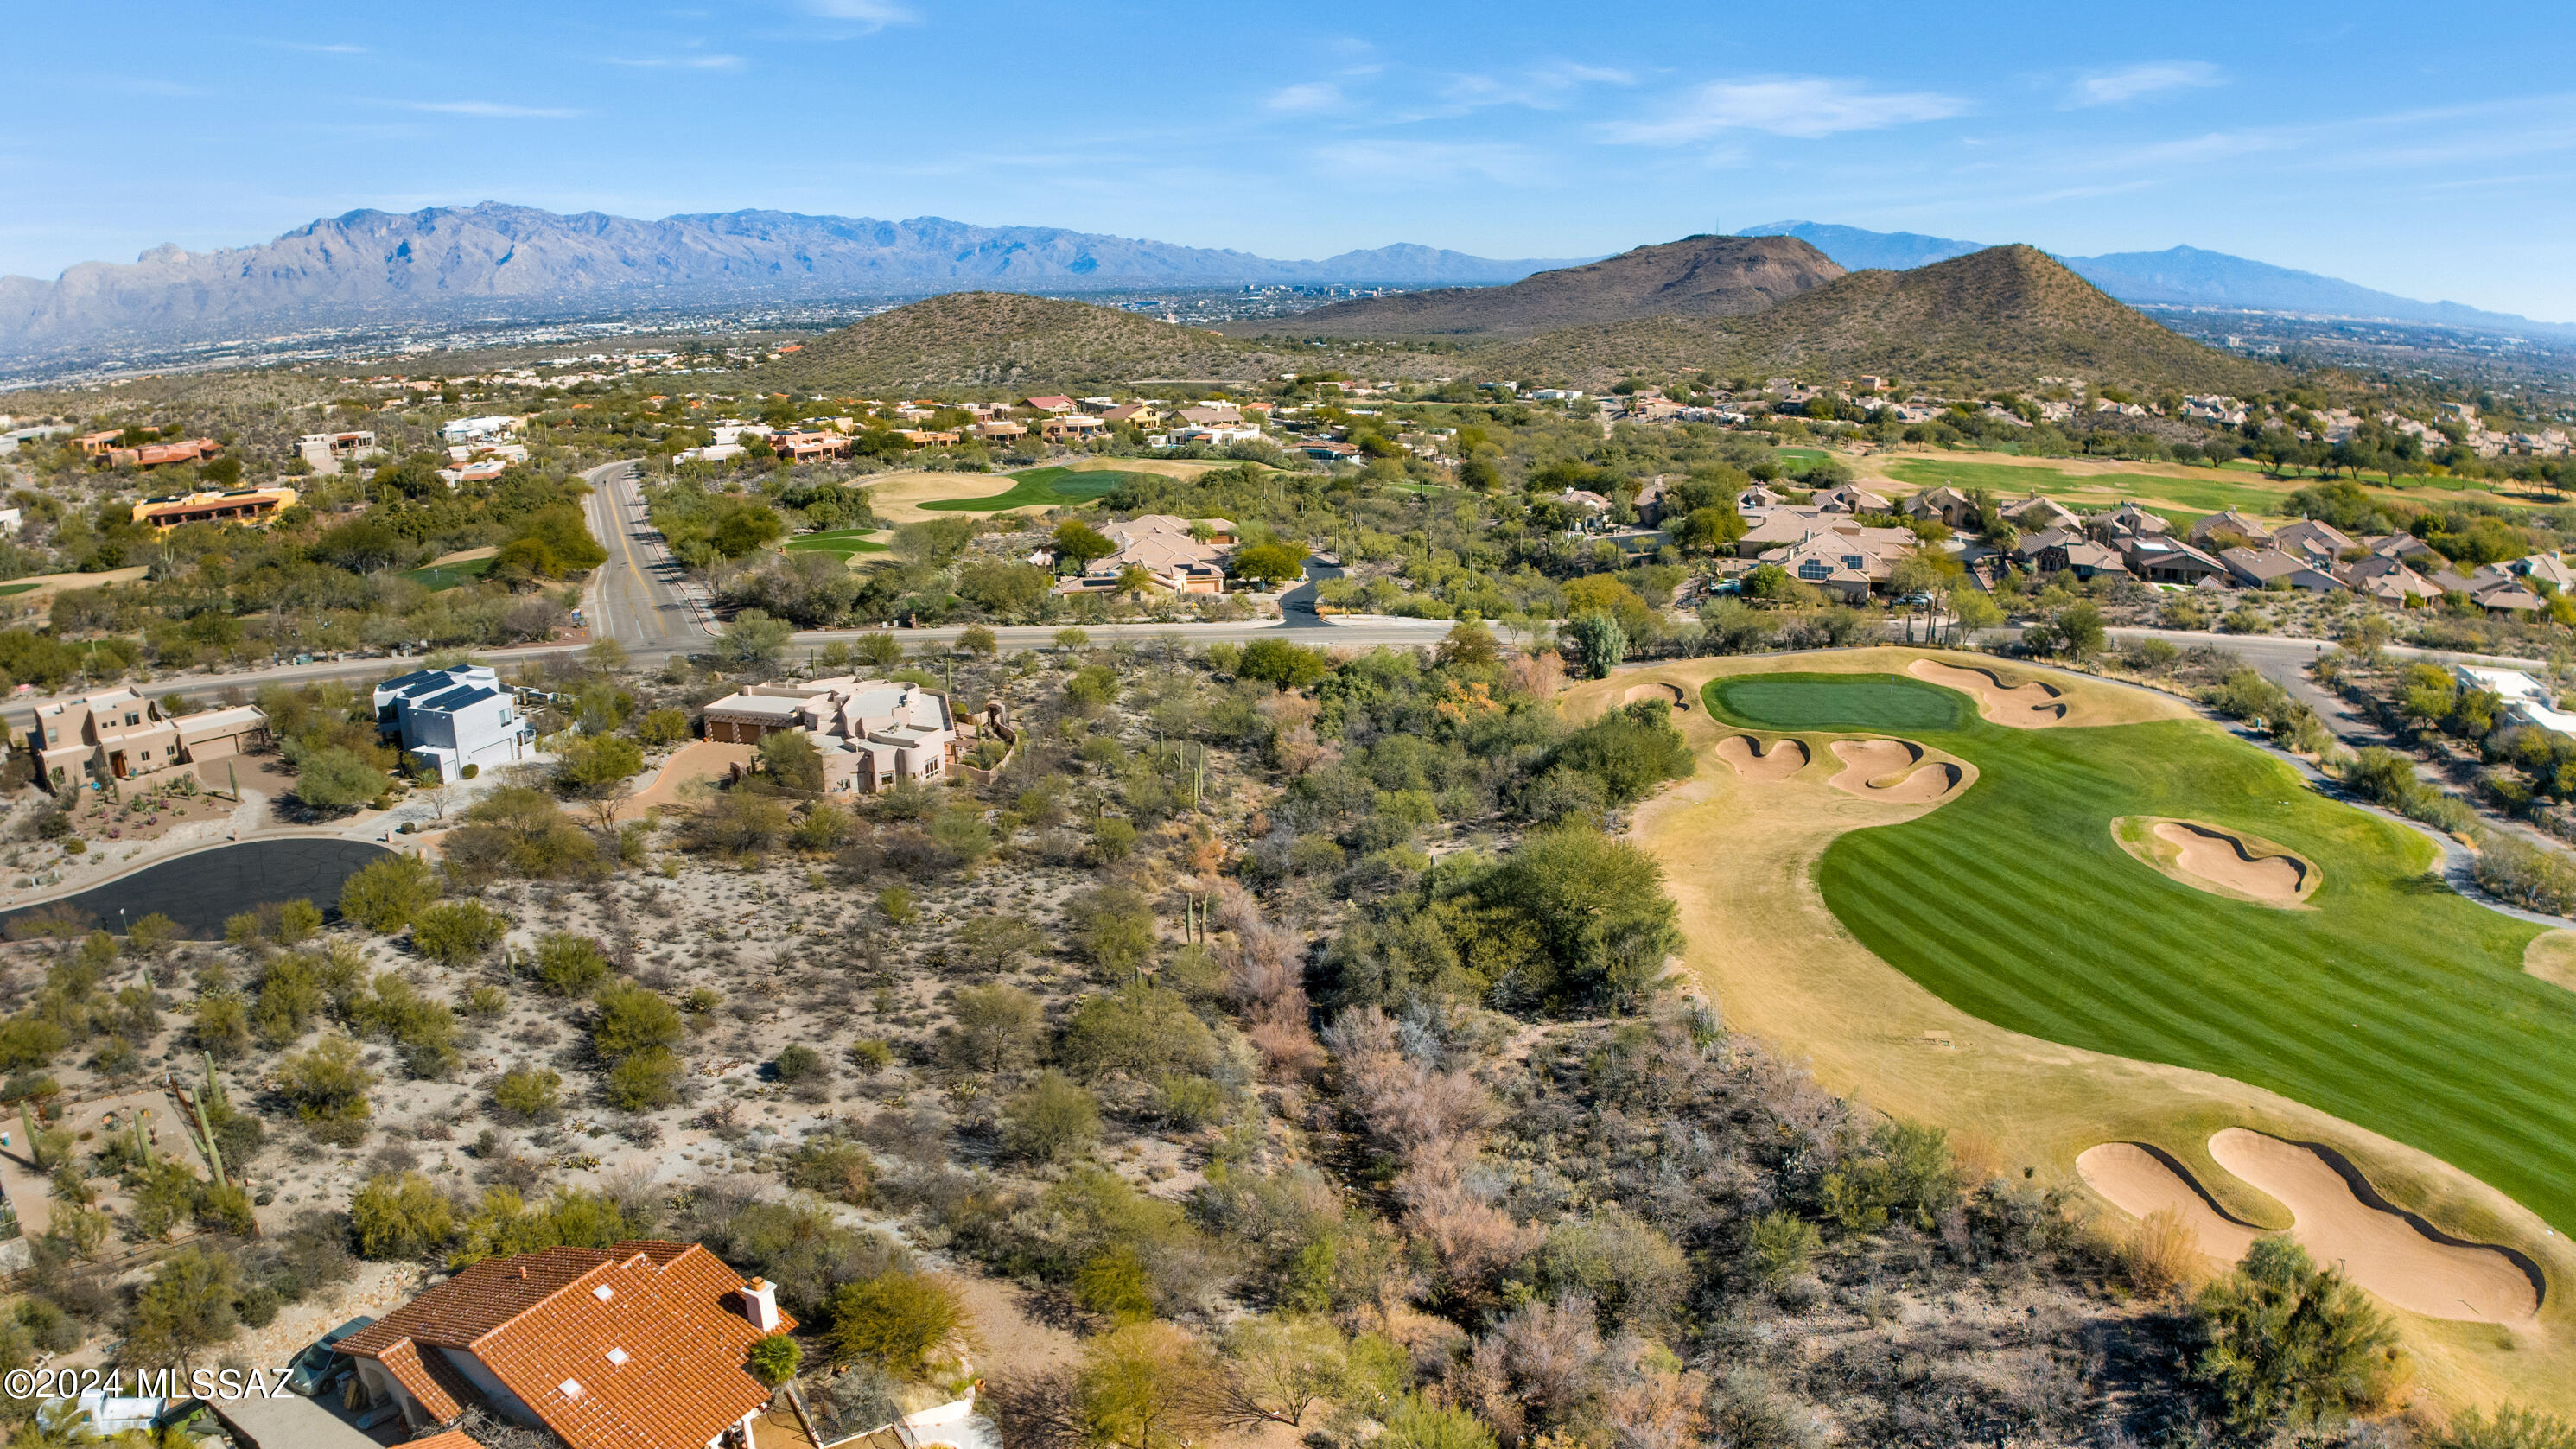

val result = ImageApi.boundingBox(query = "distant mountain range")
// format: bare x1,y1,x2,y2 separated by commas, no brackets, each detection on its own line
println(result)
1232,235,1843,339
0,203,1585,363
1740,221,2576,336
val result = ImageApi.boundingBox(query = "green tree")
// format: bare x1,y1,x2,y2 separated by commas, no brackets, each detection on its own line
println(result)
340,855,441,933
717,609,795,670
749,1332,803,1388
1053,520,1118,572
1076,1321,1225,1449
638,707,692,746
121,1246,245,1371
946,984,1043,1074
2193,1236,2403,1434
824,1270,974,1375
760,728,826,793
557,733,644,800
292,747,391,813
1231,542,1307,586
1562,612,1627,680
1547,700,1694,805
1237,638,1330,689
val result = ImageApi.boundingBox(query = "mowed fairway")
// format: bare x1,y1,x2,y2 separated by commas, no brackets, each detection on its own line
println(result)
1704,671,2576,1233
913,465,1137,512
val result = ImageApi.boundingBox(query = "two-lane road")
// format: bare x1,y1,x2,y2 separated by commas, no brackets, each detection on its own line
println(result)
581,459,704,649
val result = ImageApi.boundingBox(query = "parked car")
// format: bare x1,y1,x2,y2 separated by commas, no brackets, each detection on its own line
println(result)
283,1316,375,1397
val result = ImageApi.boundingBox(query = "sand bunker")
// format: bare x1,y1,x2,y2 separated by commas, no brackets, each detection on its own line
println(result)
2077,1143,2263,1265
1907,658,2067,727
2205,1128,2538,1321
1824,739,1962,803
1624,681,1689,710
1715,735,1809,781
2115,817,2317,906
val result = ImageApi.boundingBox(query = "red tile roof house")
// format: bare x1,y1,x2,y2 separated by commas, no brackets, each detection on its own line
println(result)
338,1242,792,1449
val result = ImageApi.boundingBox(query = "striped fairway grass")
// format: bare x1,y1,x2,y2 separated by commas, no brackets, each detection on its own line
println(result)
1569,651,2576,1407
1705,670,2576,1239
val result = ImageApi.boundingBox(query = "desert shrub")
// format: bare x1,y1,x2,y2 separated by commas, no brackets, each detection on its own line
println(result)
824,1270,975,1375
276,1036,374,1145
2433,1408,2576,1449
606,1046,685,1110
1747,1211,1819,1289
448,1185,630,1268
350,1171,457,1259
410,900,505,965
773,1044,824,1083
786,1140,876,1205
532,932,611,996
2192,1236,2403,1433
1058,983,1220,1083
491,1066,564,1123
339,854,441,933
638,707,691,746
2122,1206,2202,1297
1002,1071,1100,1163
593,980,684,1060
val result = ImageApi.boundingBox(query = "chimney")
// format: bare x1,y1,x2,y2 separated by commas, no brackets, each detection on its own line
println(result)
741,1277,779,1332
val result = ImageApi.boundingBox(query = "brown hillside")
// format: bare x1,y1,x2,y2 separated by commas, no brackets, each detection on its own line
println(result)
1472,245,2279,394
1241,235,1843,340
765,292,1271,393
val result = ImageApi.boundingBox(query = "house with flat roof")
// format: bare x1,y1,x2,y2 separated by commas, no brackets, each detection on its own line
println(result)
699,676,957,792
26,689,267,785
373,665,531,783
131,486,298,531
337,1241,786,1449
2458,666,2576,738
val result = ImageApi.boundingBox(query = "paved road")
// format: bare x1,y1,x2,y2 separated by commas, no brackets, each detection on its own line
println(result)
1277,556,1345,629
580,458,705,649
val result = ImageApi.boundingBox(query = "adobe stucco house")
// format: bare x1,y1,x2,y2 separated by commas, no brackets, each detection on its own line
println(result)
27,688,267,785
338,1241,790,1449
699,676,959,792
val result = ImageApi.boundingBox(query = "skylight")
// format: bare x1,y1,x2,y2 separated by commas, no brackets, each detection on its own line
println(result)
607,1348,629,1365
594,1285,615,1301
561,1379,584,1399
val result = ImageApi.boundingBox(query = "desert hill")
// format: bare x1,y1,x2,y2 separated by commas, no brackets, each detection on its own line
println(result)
1477,245,2280,393
761,292,1278,393
1242,234,1843,340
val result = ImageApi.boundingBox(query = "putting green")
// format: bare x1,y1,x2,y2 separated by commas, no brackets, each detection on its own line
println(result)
914,466,1136,512
1704,671,2576,1233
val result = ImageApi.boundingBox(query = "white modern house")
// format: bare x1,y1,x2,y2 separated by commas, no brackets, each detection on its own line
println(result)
438,416,522,444
372,664,532,781
2456,666,2576,739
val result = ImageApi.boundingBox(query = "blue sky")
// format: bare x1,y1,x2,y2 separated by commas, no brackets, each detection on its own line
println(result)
8,0,2576,319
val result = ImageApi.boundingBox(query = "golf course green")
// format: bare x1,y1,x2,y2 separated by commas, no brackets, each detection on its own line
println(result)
1704,670,2576,1233
915,466,1137,512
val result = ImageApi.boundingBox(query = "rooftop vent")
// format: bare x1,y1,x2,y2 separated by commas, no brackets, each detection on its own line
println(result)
607,1348,629,1366
593,1285,615,1301
560,1379,584,1399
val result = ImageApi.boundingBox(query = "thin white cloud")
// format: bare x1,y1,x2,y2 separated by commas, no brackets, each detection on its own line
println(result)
276,41,369,54
1434,62,1633,114
605,54,747,70
2069,60,2222,108
1312,140,1544,187
405,101,583,118
1610,78,1969,143
1266,82,1345,114
800,0,916,28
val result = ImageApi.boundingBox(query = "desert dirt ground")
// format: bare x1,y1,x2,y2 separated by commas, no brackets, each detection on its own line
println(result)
1566,646,2576,1412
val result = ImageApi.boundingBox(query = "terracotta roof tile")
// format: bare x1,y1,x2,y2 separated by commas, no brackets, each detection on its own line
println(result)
408,1433,490,1449
377,1339,466,1422
345,1241,792,1449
